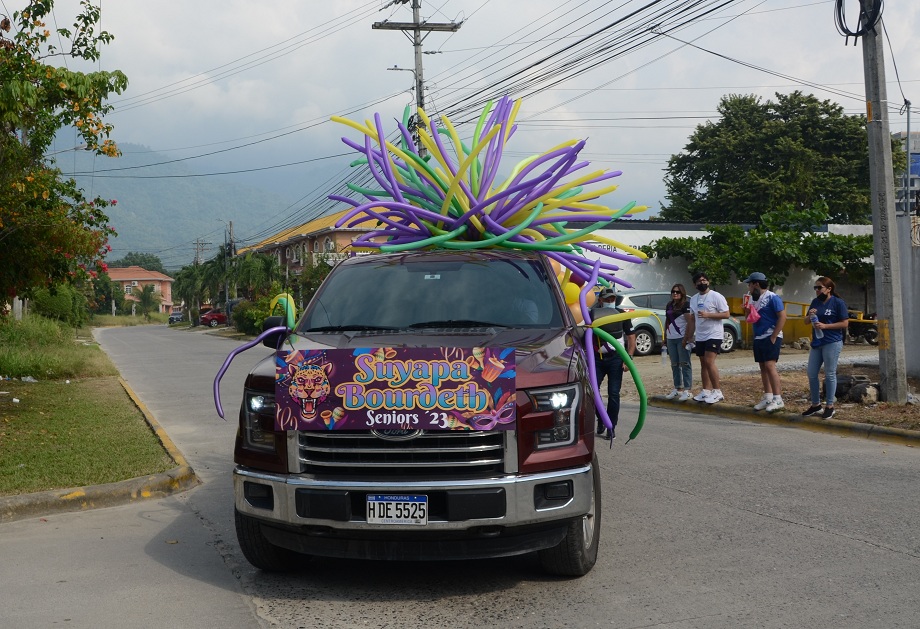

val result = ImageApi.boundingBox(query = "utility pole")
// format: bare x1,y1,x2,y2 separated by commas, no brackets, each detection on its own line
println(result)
194,238,211,267
373,0,461,153
860,0,908,404
227,221,235,300
223,226,230,306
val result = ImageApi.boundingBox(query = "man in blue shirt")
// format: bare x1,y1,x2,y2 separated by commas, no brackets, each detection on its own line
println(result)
742,272,787,412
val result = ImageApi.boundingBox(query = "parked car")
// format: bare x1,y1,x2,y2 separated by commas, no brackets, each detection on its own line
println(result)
168,311,184,324
617,291,740,356
200,309,228,327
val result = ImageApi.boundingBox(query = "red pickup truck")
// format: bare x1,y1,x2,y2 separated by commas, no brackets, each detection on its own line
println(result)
233,249,601,576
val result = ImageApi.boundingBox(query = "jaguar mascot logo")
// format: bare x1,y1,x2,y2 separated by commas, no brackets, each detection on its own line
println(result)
287,362,332,421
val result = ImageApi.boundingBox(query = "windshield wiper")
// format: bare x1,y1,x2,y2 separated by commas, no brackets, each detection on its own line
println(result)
306,325,402,332
408,319,506,329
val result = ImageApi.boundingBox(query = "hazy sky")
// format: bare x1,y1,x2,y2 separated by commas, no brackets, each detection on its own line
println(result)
39,0,920,249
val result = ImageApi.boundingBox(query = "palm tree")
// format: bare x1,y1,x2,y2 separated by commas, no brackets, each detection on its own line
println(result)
132,284,162,321
172,265,202,323
237,253,283,300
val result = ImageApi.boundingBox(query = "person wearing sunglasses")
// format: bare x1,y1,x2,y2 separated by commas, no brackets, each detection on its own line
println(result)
664,284,693,401
802,277,849,420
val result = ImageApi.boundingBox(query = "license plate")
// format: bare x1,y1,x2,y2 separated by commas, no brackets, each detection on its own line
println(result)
366,494,428,525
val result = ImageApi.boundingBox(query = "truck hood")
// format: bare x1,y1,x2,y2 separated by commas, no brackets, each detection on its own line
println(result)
245,327,581,393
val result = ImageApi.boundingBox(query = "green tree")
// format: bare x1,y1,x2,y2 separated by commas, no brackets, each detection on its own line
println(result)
660,92,905,225
236,253,282,300
0,1,127,299
642,203,874,288
172,265,202,322
90,271,125,314
131,284,161,321
298,254,334,307
108,252,166,274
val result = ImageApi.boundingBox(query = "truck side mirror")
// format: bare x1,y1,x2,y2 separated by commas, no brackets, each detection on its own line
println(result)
261,316,288,348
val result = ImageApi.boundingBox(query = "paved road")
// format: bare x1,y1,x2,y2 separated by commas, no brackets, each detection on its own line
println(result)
1,327,918,628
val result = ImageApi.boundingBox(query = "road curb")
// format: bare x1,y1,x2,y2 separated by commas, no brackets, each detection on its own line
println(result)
0,378,200,525
649,396,920,446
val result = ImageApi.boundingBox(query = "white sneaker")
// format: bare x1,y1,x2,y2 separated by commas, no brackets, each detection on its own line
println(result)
693,389,711,402
704,390,724,404
753,395,771,411
765,399,785,413
677,391,692,402
665,389,679,400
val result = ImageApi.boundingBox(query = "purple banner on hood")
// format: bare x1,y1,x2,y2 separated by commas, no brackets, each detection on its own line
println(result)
274,347,516,431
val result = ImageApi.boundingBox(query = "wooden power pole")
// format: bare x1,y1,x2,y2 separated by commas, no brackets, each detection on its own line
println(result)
373,0,461,152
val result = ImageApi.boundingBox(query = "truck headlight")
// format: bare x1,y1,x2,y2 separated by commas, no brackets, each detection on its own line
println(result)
244,392,276,452
528,384,580,449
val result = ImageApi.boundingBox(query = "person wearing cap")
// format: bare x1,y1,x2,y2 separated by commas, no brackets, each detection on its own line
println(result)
742,272,787,413
590,286,636,440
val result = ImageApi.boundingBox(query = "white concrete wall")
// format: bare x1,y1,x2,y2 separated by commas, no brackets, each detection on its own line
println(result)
583,225,872,311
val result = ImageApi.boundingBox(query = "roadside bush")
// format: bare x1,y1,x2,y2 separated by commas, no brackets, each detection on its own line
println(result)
30,285,88,327
232,300,263,336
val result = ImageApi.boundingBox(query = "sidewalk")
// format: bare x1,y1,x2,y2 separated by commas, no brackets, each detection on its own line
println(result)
640,344,920,447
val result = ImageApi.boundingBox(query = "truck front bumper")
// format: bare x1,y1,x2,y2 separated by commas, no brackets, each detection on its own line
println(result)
234,464,595,560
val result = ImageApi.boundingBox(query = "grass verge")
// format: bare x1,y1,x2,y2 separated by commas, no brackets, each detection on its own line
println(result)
0,377,175,496
0,315,176,496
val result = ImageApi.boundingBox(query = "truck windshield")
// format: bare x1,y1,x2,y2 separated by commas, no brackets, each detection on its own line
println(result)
299,255,565,331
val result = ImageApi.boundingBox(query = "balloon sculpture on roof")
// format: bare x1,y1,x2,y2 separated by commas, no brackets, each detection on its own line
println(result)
327,95,652,444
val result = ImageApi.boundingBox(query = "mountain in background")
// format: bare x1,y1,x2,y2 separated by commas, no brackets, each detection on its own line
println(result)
57,143,302,271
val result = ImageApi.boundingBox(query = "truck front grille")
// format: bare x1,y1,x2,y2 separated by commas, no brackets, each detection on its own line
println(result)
297,430,507,478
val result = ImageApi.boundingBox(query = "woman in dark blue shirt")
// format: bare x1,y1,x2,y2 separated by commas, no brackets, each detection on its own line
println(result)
802,276,849,420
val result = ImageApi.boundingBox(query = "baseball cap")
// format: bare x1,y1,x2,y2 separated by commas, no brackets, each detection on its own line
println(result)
742,272,767,283
597,287,617,300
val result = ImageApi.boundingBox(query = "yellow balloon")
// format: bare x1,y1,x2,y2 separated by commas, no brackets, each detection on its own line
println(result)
563,282,580,305
591,309,653,327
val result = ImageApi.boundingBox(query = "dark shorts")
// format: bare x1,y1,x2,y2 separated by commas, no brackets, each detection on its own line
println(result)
694,339,721,356
753,336,782,363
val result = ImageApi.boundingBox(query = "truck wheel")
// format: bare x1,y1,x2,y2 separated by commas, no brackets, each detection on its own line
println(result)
539,454,601,577
234,509,307,572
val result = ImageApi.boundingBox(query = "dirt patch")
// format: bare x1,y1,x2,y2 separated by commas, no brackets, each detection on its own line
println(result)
621,348,920,432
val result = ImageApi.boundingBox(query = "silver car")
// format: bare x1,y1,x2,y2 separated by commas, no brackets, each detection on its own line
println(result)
617,291,741,356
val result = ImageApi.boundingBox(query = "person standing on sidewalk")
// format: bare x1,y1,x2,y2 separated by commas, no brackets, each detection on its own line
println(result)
590,287,636,440
685,271,729,404
741,272,787,412
802,276,849,420
664,283,693,401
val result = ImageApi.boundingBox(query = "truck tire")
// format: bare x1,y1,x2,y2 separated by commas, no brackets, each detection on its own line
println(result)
235,509,308,572
538,454,601,577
